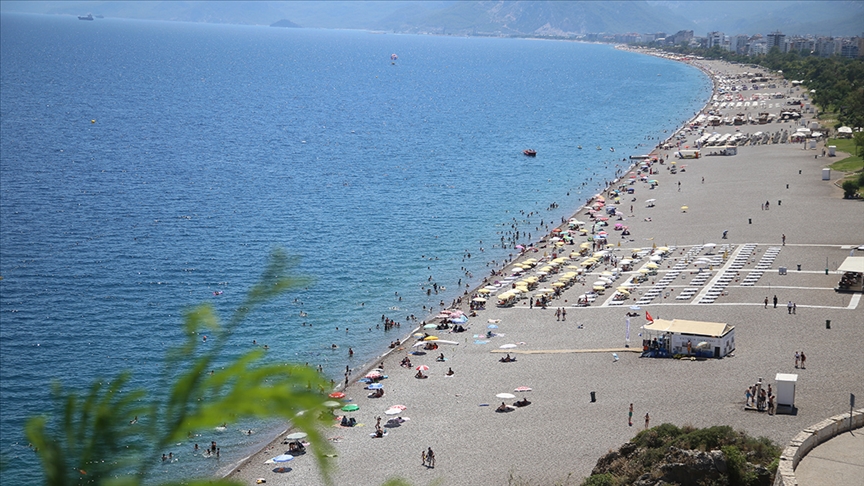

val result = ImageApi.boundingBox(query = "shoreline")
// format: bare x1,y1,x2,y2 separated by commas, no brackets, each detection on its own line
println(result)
222,47,719,481
228,51,863,483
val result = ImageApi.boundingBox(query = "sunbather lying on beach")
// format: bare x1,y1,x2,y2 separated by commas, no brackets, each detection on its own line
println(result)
514,398,531,407
415,371,427,379
499,354,516,363
496,402,510,412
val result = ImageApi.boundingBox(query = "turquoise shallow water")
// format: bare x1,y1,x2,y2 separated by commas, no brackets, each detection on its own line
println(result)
0,13,711,483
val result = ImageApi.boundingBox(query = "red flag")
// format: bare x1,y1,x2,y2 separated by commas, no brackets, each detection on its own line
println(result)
646,311,654,322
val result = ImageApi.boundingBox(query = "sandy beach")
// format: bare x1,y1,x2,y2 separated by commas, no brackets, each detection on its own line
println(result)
227,58,864,485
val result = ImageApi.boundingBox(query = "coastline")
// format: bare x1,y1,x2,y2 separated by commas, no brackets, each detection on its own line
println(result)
223,48,717,481
227,56,863,485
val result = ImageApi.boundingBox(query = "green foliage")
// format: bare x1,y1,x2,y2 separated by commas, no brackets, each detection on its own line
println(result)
827,138,864,173
598,424,781,486
25,249,334,486
842,180,859,198
580,473,617,486
854,132,864,158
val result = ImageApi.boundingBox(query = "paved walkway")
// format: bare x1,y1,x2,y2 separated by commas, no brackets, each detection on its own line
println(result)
794,425,864,486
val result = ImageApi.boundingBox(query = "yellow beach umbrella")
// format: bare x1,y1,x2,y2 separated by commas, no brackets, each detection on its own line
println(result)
552,282,566,288
646,263,659,269
638,268,650,274
423,336,439,341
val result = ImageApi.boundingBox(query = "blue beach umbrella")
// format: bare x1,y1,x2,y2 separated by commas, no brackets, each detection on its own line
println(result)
273,454,293,463
487,324,498,329
367,383,383,390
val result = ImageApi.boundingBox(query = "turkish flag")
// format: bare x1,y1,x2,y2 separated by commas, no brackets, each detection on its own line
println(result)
646,311,654,322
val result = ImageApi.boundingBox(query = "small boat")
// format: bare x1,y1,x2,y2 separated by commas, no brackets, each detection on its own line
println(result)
577,145,582,149
596,146,602,150
610,147,615,152
78,13,94,20
523,149,536,157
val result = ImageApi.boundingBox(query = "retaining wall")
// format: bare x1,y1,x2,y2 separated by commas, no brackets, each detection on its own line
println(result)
773,407,864,486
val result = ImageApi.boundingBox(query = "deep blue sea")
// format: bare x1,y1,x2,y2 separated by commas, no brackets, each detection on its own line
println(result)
0,13,711,483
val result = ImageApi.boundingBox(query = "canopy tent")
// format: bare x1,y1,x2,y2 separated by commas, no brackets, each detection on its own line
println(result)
837,256,864,274
643,318,733,337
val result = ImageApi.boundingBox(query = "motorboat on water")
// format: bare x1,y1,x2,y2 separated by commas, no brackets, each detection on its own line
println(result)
523,149,537,157
78,13,94,20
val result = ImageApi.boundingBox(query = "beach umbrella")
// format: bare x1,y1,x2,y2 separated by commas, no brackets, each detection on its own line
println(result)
329,392,346,399
273,454,294,464
323,400,342,408
423,336,439,341
413,332,424,338
638,268,650,274
630,305,641,310
285,432,307,441
593,280,607,287
415,365,429,371
496,393,516,399
681,206,688,212
423,324,437,329
514,386,532,392
703,243,716,248
341,404,359,412
650,255,662,262
645,263,659,269
487,324,499,329
367,383,384,390
384,407,403,415
499,344,517,349
593,285,605,291
616,289,630,296
472,297,487,303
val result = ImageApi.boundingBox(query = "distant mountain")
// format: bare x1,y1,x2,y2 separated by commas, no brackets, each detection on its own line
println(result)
377,1,695,36
650,1,864,36
270,19,300,28
2,0,861,37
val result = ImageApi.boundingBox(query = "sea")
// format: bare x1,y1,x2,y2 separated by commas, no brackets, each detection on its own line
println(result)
0,13,712,484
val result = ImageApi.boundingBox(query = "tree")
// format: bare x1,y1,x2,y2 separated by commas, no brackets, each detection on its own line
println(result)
25,249,335,486
853,130,864,158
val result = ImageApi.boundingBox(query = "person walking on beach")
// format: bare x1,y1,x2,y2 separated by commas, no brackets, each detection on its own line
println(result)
644,412,650,429
800,351,806,369
792,302,796,314
765,201,770,210
795,351,800,368
426,447,435,468
629,403,633,426
421,449,426,466
787,301,793,314
555,308,561,321
764,297,769,309
782,234,786,246
773,295,778,308
561,308,566,321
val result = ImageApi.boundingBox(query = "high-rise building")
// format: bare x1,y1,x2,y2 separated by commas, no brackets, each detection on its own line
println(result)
767,31,786,52
707,31,725,49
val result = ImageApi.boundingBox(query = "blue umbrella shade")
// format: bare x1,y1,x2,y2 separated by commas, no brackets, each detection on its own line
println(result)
273,454,294,463
367,383,383,390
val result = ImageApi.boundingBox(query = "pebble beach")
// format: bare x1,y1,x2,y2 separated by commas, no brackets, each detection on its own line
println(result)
227,58,864,486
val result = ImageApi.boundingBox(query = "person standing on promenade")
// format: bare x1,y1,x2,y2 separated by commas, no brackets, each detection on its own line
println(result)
795,351,800,368
644,412,650,429
782,234,786,245
561,308,566,321
787,301,793,314
792,302,796,314
629,403,634,426
800,351,806,369
764,297,769,309
773,295,778,308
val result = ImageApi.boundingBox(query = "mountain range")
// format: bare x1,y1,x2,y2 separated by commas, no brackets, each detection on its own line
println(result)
2,1,862,37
